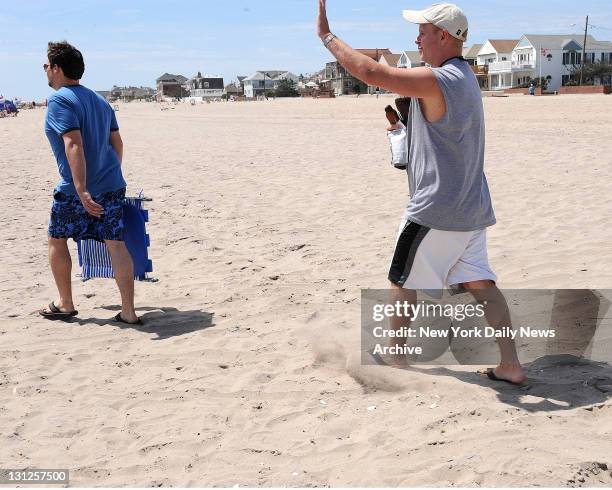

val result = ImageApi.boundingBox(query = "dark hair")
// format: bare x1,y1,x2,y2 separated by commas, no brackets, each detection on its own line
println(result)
47,41,85,80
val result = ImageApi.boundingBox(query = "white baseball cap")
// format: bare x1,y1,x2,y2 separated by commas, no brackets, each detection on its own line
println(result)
403,3,469,41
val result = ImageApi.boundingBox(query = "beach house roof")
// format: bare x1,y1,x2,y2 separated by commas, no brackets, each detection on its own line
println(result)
156,73,188,83
356,48,392,60
379,53,401,66
517,34,612,51
243,71,295,81
399,51,423,65
463,44,483,59
588,39,612,50
189,72,224,89
489,40,520,53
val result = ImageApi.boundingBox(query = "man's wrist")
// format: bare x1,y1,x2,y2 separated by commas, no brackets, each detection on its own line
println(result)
322,32,336,48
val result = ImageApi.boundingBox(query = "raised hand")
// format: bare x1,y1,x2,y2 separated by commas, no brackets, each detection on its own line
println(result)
317,0,331,39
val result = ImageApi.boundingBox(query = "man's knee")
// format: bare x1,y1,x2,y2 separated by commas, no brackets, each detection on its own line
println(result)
461,279,496,291
104,239,127,252
48,237,69,249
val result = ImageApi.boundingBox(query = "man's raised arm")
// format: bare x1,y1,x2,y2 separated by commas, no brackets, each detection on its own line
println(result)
317,0,441,99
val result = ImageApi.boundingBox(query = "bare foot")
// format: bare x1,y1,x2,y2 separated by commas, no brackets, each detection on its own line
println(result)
379,352,409,368
484,364,527,385
114,312,142,325
39,300,76,315
54,299,75,312
374,340,410,368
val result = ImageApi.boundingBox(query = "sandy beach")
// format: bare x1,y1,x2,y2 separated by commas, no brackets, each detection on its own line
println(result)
1,94,612,487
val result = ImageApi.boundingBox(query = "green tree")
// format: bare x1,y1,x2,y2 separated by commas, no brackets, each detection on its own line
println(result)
569,62,612,85
273,78,300,97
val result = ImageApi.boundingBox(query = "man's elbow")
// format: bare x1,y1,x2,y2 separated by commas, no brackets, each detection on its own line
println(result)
64,140,82,155
111,133,123,148
362,65,386,87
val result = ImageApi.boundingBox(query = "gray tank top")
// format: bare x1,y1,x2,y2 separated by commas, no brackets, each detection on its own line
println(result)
405,57,496,232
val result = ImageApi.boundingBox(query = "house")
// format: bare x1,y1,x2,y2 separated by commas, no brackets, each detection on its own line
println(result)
225,78,244,98
115,86,156,102
397,50,424,69
463,44,483,66
463,44,487,88
513,35,611,91
325,48,392,95
476,40,519,90
482,34,612,91
188,72,224,99
156,73,189,100
375,53,401,93
378,52,402,67
242,71,299,98
96,90,111,101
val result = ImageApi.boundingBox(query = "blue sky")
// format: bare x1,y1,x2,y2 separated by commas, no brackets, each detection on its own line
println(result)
1,0,611,99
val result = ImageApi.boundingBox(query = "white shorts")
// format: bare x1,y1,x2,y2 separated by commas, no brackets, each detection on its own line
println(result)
388,214,497,296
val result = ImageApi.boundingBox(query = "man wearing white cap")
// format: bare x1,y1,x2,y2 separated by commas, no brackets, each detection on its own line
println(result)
317,1,526,384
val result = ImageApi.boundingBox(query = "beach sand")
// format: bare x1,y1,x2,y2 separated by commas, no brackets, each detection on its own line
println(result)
1,94,612,487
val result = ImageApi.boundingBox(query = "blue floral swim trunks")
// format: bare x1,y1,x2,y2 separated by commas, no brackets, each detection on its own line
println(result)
48,188,126,242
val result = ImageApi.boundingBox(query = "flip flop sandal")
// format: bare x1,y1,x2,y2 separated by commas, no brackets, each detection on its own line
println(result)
484,368,528,387
39,302,78,319
113,313,143,326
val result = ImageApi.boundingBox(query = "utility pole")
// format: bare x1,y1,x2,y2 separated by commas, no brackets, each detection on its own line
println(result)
580,15,589,85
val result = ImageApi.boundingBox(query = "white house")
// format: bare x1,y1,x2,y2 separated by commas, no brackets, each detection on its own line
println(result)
397,50,425,69
485,34,612,91
476,40,519,90
243,71,299,98
188,72,224,99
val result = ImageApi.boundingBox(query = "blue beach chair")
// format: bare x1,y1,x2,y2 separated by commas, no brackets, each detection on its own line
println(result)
77,194,154,281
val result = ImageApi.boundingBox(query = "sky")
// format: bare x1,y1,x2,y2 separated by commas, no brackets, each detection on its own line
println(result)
1,0,611,100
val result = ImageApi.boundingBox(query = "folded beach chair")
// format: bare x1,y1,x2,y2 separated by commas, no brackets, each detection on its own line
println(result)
77,193,154,281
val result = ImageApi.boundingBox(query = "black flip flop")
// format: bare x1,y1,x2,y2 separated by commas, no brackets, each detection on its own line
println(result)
484,368,528,386
39,302,78,319
113,312,143,326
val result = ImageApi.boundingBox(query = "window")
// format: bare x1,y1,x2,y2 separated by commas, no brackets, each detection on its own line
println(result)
204,82,210,88
564,52,582,65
